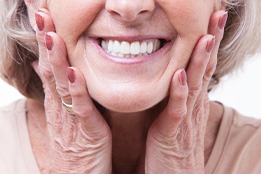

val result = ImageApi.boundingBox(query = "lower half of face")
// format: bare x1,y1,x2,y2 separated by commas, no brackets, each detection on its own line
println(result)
48,0,213,112
70,36,200,112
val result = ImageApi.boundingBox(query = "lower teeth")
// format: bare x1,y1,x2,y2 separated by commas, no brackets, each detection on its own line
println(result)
106,51,149,57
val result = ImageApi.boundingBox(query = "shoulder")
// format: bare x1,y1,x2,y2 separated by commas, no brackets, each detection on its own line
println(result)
0,99,26,131
0,98,26,144
0,99,33,173
0,98,26,115
232,109,261,128
210,106,261,174
223,106,261,148
0,98,27,145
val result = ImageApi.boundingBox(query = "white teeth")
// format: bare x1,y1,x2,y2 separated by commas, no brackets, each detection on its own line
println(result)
130,41,140,55
101,40,107,50
140,42,147,54
101,39,161,57
108,40,113,52
121,41,130,54
113,40,121,53
147,42,153,54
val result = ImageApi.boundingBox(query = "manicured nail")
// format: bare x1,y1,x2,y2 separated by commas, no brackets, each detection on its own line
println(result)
67,67,76,83
218,11,228,30
35,13,44,31
45,33,53,51
206,36,215,53
38,9,46,13
178,69,187,86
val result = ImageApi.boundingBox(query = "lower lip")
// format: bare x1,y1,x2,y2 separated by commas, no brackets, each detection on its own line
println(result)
90,39,173,64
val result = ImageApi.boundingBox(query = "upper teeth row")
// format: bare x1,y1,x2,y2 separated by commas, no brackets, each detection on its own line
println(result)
101,39,161,57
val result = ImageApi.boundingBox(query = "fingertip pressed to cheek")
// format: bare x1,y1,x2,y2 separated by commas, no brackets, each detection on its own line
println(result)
45,33,53,51
67,68,87,96
178,69,187,87
67,67,97,115
198,35,216,56
170,69,188,100
45,32,68,64
206,36,216,53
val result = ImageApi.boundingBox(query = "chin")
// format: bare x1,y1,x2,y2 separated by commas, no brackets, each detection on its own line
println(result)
89,86,167,113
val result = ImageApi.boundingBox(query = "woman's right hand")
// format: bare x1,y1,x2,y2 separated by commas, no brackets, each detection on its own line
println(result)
32,9,112,174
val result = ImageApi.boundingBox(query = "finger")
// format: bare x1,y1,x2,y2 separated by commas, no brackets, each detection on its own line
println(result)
67,67,110,137
208,10,228,58
186,35,215,106
35,9,64,136
35,9,56,89
150,69,188,138
204,10,228,89
46,32,71,104
35,9,55,68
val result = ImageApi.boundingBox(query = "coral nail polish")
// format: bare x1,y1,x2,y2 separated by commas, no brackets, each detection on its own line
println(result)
67,67,76,83
218,11,228,30
206,36,215,53
178,69,187,86
45,34,53,51
35,13,44,31
38,9,45,13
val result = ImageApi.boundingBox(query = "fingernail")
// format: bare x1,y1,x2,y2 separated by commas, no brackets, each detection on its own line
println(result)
67,67,76,83
38,9,46,13
206,36,215,53
218,11,228,30
35,13,44,31
178,69,187,86
45,33,53,51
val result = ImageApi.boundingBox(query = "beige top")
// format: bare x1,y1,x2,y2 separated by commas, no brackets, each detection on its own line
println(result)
0,99,261,174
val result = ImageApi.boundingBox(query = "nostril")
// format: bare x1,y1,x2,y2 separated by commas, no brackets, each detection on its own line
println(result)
140,10,149,14
108,10,121,17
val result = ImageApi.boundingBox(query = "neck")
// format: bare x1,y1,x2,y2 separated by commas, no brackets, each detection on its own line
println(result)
105,108,159,173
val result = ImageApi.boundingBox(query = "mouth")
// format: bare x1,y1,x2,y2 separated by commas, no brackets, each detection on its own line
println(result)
98,38,169,58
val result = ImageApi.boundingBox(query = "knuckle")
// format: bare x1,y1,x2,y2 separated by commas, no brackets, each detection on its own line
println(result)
205,59,217,79
173,91,186,100
75,104,96,117
70,91,84,99
188,84,202,98
191,102,206,125
40,67,54,81
194,55,209,68
56,84,69,97
166,106,187,119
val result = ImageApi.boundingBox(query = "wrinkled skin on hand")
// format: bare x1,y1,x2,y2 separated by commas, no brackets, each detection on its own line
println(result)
32,8,226,174
145,11,227,173
33,9,112,173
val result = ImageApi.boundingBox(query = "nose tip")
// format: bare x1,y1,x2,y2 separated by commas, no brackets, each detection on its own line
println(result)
105,0,155,22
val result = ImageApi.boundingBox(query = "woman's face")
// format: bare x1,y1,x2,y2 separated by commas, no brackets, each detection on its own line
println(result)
39,0,216,112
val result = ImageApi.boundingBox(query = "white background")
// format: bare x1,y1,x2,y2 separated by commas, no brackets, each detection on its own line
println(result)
1,54,261,118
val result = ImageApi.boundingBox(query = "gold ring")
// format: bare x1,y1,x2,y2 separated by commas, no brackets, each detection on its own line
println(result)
62,100,75,114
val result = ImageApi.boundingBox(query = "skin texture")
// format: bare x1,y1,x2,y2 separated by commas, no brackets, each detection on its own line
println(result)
25,0,226,173
39,0,215,112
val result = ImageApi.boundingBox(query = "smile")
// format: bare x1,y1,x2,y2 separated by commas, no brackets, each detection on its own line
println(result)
99,38,169,58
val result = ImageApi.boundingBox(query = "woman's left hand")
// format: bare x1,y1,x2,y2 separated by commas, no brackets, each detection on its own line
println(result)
145,10,227,173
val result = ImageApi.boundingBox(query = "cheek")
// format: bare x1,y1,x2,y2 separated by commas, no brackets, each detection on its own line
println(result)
159,0,213,38
158,0,214,69
48,0,104,44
